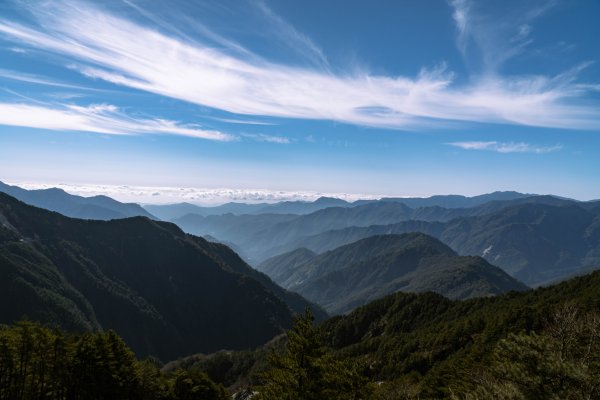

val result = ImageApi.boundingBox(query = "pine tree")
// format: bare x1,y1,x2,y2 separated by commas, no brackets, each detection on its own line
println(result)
462,304,600,399
171,369,229,400
255,309,370,400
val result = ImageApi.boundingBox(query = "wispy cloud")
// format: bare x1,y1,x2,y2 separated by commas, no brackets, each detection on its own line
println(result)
241,132,290,144
450,0,470,56
447,141,563,153
0,102,234,141
209,117,276,126
253,1,329,69
449,0,556,72
0,68,105,91
0,1,598,131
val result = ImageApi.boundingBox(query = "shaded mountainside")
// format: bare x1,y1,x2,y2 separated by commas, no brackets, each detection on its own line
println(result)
0,192,324,360
195,239,327,321
0,181,155,220
259,234,526,314
266,202,600,286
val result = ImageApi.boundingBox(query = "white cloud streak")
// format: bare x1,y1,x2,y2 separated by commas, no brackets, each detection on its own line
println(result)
447,141,563,153
0,68,105,91
209,117,276,126
0,102,234,141
450,0,470,56
0,1,597,130
449,0,556,72
254,1,330,69
241,132,290,144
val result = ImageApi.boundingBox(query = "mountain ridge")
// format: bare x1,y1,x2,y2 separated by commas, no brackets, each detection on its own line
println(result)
0,192,324,360
263,202,600,286
259,233,527,314
0,180,156,220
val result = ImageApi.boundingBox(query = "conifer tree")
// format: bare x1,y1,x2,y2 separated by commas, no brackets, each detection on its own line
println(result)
255,309,370,400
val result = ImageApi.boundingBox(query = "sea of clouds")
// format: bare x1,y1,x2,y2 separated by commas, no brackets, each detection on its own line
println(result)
9,181,384,205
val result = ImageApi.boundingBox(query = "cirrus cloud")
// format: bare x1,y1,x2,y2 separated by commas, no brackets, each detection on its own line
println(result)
447,141,563,153
0,0,597,132
0,102,234,141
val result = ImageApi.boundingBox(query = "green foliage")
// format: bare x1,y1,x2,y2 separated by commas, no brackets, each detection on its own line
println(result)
0,320,227,400
255,310,371,400
198,270,600,399
172,370,229,400
462,304,600,400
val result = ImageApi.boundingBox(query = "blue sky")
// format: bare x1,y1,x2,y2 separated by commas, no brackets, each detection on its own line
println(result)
0,0,599,203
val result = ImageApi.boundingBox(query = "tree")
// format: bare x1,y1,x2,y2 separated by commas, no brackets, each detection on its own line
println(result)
255,309,371,400
171,369,229,400
461,304,600,399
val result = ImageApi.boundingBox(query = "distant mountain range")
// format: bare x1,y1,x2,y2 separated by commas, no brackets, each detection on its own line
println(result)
0,181,156,220
0,192,324,360
264,201,600,286
145,191,530,220
172,194,574,262
144,196,352,220
369,191,533,208
258,233,526,314
4,180,597,290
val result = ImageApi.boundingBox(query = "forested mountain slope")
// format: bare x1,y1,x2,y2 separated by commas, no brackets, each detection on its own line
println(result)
260,234,526,314
178,269,600,399
265,203,600,286
0,192,323,360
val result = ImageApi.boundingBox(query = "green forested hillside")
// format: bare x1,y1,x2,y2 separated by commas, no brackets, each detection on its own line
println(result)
0,193,323,360
6,269,599,399
177,269,600,399
260,234,526,314
320,269,600,398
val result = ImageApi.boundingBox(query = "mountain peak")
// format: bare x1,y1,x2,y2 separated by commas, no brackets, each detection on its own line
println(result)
269,233,526,314
314,196,347,204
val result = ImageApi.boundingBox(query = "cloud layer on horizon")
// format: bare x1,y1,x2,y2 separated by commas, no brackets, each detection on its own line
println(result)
8,181,382,205
0,0,598,135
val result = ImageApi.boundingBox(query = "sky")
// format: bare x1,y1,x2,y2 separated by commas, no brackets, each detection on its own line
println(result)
0,0,599,203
